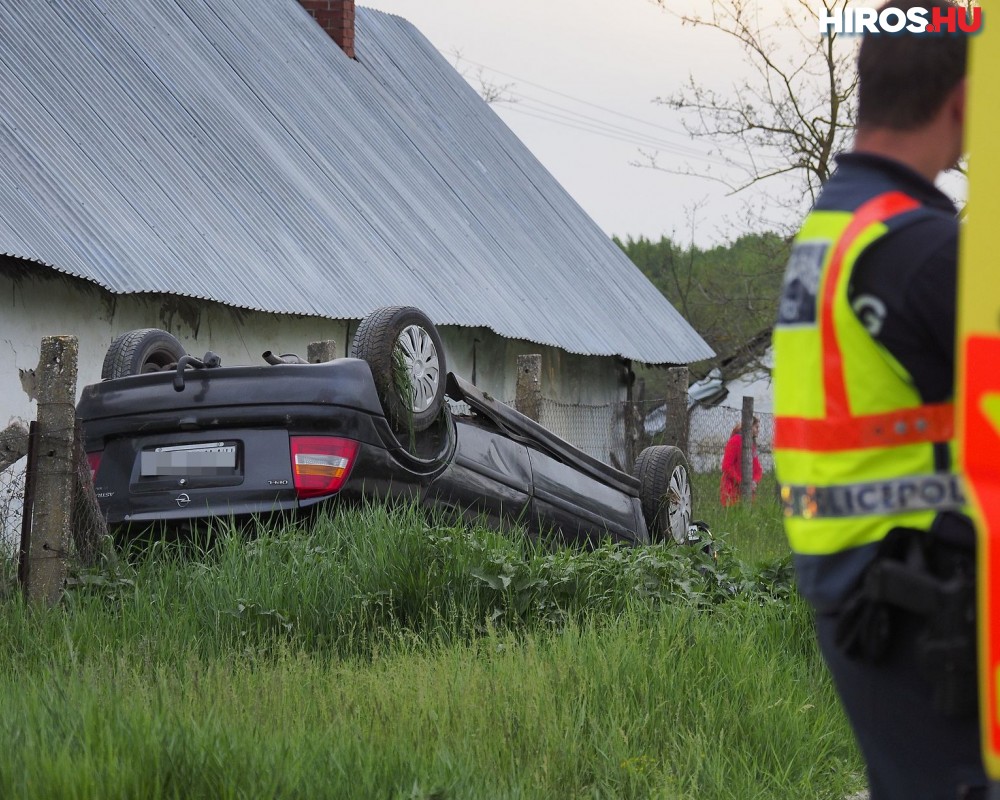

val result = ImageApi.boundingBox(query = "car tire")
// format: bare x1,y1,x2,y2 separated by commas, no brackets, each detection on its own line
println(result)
634,445,694,544
350,306,447,432
101,329,186,380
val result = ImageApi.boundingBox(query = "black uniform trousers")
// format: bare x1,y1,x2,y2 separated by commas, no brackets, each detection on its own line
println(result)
816,609,987,799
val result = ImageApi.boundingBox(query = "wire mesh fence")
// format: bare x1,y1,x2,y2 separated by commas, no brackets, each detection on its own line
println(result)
538,397,636,471
690,405,774,474
530,397,774,475
0,459,25,555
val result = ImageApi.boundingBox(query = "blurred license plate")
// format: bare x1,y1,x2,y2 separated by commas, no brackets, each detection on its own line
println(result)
140,442,237,477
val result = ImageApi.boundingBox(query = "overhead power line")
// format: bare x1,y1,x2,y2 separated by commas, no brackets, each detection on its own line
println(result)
458,57,694,137
503,95,744,167
456,56,755,170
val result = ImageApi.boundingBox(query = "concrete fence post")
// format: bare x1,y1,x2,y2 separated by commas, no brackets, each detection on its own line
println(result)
0,421,29,473
307,339,338,363
624,375,643,470
663,366,690,454
515,354,542,422
25,336,79,605
741,395,755,504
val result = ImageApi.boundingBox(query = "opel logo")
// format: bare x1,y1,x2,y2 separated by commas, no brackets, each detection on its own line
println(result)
175,493,191,508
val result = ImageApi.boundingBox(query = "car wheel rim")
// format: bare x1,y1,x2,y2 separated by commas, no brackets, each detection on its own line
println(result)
666,465,692,544
397,324,440,413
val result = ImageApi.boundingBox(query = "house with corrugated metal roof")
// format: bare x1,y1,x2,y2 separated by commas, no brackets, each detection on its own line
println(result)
0,0,712,466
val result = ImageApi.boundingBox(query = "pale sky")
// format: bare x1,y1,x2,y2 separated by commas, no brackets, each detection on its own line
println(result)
359,0,802,247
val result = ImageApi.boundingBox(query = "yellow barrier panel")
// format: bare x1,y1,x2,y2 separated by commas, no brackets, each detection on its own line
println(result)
957,19,1000,780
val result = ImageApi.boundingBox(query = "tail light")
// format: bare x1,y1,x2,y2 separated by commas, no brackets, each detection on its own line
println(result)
86,451,103,483
289,436,359,499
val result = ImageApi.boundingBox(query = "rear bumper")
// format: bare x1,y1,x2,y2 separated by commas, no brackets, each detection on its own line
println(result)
80,358,455,527
95,424,450,526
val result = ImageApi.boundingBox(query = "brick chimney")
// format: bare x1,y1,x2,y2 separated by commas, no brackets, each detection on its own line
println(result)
299,0,355,59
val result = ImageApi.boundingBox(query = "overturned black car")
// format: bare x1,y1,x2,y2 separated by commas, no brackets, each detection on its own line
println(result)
77,307,695,547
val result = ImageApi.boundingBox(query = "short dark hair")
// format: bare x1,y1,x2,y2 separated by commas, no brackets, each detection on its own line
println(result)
857,1,968,130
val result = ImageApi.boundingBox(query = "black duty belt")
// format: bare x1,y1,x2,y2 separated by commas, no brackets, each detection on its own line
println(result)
781,474,965,519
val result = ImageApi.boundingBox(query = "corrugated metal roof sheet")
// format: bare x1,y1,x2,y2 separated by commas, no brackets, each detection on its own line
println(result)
0,0,713,365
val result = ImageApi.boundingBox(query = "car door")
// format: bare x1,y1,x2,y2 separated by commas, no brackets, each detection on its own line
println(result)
423,418,532,530
526,447,644,547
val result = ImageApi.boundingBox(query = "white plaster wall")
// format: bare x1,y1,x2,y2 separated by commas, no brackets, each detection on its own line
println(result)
0,271,347,426
437,326,627,405
2,269,629,441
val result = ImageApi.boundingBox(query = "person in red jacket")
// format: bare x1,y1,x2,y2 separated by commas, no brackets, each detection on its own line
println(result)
720,417,762,506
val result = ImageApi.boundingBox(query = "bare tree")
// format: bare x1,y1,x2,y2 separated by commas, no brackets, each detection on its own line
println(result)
648,0,977,212
647,0,858,214
450,50,519,105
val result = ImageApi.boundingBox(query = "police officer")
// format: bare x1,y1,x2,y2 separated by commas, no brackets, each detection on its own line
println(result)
772,2,985,798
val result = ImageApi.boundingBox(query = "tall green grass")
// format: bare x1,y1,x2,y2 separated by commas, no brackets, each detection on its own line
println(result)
692,471,790,566
0,501,862,799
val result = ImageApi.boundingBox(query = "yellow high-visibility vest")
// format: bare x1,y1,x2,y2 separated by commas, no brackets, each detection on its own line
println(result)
773,190,964,556
958,24,1000,777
